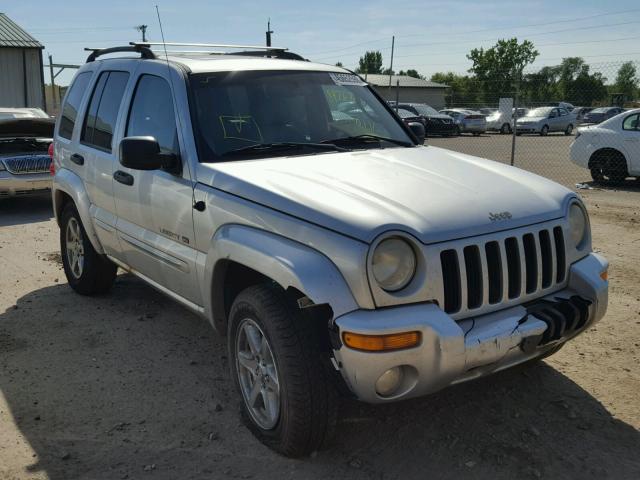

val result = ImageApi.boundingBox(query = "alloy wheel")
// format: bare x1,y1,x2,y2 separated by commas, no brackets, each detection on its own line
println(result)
235,318,281,429
65,217,85,279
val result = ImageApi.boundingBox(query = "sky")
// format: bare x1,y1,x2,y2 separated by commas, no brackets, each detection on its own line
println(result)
5,0,640,85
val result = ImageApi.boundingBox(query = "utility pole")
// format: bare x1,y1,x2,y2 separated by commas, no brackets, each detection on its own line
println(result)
510,69,521,167
136,25,148,42
48,54,56,111
266,19,273,47
387,36,395,93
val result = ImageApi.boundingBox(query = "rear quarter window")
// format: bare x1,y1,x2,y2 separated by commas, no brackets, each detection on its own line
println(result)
81,71,130,152
58,72,92,140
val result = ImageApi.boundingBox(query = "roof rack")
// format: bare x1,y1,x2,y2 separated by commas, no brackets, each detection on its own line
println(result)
130,42,306,61
85,45,155,62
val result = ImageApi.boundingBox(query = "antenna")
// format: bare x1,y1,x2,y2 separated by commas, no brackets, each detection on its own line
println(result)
266,18,273,47
154,5,196,206
135,24,148,42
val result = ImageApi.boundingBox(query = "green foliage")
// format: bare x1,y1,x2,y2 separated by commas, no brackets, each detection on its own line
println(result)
521,57,609,106
335,62,343,67
356,51,383,74
399,69,423,79
467,38,538,103
613,62,638,100
430,72,483,106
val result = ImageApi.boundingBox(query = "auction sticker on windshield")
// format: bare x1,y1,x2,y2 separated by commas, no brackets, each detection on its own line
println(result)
329,72,367,86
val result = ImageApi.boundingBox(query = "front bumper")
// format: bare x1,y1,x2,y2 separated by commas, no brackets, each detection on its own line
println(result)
425,121,457,136
333,253,608,403
0,171,51,197
516,124,541,133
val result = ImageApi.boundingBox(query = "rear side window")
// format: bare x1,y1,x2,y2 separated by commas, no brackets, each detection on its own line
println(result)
81,71,130,152
623,114,639,131
58,72,92,140
126,75,178,154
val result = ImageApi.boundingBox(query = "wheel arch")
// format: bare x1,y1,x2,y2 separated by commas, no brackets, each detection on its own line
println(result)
203,225,359,334
588,147,628,170
52,168,105,254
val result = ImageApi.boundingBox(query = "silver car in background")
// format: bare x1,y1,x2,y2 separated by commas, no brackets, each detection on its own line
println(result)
439,108,486,135
0,118,53,198
516,106,576,136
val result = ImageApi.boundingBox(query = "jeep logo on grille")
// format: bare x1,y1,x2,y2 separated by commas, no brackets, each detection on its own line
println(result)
489,211,512,221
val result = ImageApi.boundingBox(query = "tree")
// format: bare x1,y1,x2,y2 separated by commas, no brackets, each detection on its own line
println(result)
430,72,483,106
398,69,423,79
356,51,383,74
335,62,343,67
614,62,638,100
467,38,538,103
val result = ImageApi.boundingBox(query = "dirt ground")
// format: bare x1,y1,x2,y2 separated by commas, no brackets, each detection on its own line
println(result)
1,185,639,480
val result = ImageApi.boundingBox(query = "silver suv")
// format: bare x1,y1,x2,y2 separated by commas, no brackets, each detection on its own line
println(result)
51,43,609,457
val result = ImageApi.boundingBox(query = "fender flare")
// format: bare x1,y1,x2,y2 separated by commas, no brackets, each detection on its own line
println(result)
202,224,360,331
52,168,105,255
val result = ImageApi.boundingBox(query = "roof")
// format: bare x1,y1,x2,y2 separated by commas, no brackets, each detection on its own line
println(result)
86,53,348,74
362,74,448,89
0,13,43,48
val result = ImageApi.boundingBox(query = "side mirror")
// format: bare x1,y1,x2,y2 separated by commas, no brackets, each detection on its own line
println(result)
120,136,163,170
408,122,426,144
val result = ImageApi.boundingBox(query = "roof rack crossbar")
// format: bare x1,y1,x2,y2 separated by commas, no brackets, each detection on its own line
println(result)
85,45,155,63
130,41,288,51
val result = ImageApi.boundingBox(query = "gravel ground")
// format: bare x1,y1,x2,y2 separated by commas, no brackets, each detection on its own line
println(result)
1,179,639,479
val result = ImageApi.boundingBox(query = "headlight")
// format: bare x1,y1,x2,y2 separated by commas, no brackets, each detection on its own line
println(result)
568,203,588,248
372,238,416,291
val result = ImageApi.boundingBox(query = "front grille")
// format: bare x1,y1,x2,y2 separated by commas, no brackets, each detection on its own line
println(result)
2,155,51,175
439,226,567,315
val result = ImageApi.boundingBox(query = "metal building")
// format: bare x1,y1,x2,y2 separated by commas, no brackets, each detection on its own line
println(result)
0,13,45,109
364,75,449,110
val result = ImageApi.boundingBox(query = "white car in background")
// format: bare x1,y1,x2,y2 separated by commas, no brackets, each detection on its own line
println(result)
0,107,50,120
570,108,640,184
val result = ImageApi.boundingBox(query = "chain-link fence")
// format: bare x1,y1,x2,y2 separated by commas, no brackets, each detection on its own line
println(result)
424,61,640,189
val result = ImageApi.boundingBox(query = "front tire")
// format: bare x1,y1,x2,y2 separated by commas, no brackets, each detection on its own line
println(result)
540,125,549,136
500,123,511,134
60,204,117,294
228,284,337,457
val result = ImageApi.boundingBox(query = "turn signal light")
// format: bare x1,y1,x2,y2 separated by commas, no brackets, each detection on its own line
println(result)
600,270,608,281
342,331,421,352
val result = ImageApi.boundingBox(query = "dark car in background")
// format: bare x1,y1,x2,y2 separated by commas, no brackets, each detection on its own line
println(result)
396,108,426,143
393,103,457,137
572,107,594,124
581,107,625,124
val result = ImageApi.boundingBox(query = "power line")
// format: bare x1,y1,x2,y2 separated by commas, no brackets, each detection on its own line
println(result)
313,19,640,61
391,35,640,60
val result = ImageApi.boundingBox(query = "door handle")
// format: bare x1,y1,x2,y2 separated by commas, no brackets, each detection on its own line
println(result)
113,170,134,186
70,153,84,165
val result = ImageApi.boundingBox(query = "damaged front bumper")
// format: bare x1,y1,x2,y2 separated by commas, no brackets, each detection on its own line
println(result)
333,253,608,403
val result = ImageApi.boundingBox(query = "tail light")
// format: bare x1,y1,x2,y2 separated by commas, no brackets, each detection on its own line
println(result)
48,142,55,175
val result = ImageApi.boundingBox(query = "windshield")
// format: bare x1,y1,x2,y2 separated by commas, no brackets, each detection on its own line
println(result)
189,70,413,160
412,104,440,116
590,107,608,113
526,107,552,117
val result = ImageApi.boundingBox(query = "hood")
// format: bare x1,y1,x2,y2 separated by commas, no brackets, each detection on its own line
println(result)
199,146,571,244
0,118,54,138
425,113,453,120
517,116,544,123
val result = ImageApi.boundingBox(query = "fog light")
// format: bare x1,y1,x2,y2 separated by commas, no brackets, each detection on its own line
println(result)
375,367,404,397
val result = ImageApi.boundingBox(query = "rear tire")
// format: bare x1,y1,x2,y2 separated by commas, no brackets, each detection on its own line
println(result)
228,284,338,458
589,149,628,184
60,204,117,295
500,123,511,134
564,124,574,136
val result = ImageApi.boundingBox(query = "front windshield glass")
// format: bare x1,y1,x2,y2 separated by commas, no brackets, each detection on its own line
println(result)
189,70,412,160
590,107,608,113
526,107,553,117
413,104,440,116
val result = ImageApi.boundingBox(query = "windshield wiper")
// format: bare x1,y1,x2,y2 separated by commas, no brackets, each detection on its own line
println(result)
221,142,349,157
321,134,413,148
